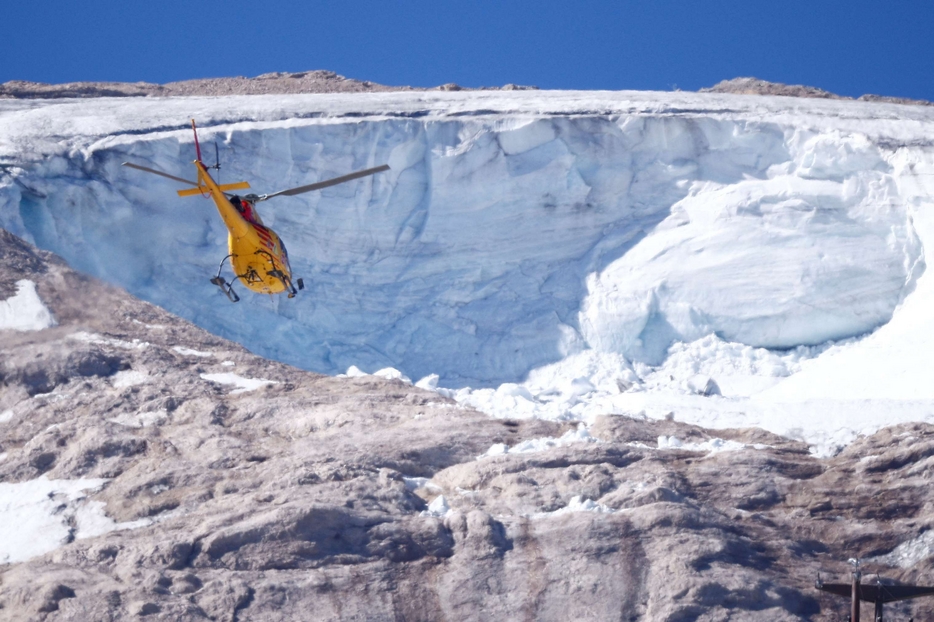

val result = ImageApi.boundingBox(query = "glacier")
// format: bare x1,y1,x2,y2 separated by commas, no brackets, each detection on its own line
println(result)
2,90,934,454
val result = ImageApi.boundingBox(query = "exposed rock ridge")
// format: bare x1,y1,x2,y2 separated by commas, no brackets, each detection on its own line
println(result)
701,76,932,106
0,70,538,99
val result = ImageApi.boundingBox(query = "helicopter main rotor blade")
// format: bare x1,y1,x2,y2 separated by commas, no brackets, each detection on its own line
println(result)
257,164,390,201
122,162,198,187
123,161,240,198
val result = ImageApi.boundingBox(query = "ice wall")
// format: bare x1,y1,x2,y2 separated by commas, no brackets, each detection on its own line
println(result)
0,93,930,388
581,130,923,364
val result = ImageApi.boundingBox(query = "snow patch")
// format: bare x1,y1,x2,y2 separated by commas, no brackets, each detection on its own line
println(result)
0,410,12,424
200,372,278,394
111,369,149,388
344,366,366,377
33,389,70,402
403,477,442,494
534,495,616,518
420,495,452,518
340,366,412,384
0,476,149,564
656,435,751,453
130,318,164,330
71,332,148,350
172,346,213,358
74,501,151,540
415,374,440,390
373,367,412,384
867,531,934,569
108,409,167,428
479,425,597,458
0,280,55,331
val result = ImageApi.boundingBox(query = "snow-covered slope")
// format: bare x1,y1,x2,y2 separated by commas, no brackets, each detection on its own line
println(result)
2,90,934,453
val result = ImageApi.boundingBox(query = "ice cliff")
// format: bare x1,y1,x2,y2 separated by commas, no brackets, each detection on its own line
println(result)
2,91,934,452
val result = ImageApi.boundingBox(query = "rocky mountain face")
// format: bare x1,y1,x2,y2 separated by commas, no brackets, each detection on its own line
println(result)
0,70,537,99
2,227,934,621
701,76,932,106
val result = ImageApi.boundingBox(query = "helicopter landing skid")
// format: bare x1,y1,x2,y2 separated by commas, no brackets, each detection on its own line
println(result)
268,269,298,298
255,248,302,299
211,255,240,303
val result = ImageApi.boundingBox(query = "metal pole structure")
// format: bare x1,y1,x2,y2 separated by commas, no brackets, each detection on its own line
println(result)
852,566,861,622
817,558,934,618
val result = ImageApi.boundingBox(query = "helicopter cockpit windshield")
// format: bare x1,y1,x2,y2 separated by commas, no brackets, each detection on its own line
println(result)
230,195,262,225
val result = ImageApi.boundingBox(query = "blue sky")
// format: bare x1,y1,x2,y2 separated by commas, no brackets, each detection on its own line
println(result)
7,0,933,100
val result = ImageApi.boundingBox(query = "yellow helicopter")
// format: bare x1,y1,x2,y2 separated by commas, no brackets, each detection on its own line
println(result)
123,120,389,302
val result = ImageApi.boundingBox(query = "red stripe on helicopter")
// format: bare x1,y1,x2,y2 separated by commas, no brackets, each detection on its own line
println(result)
252,224,276,251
